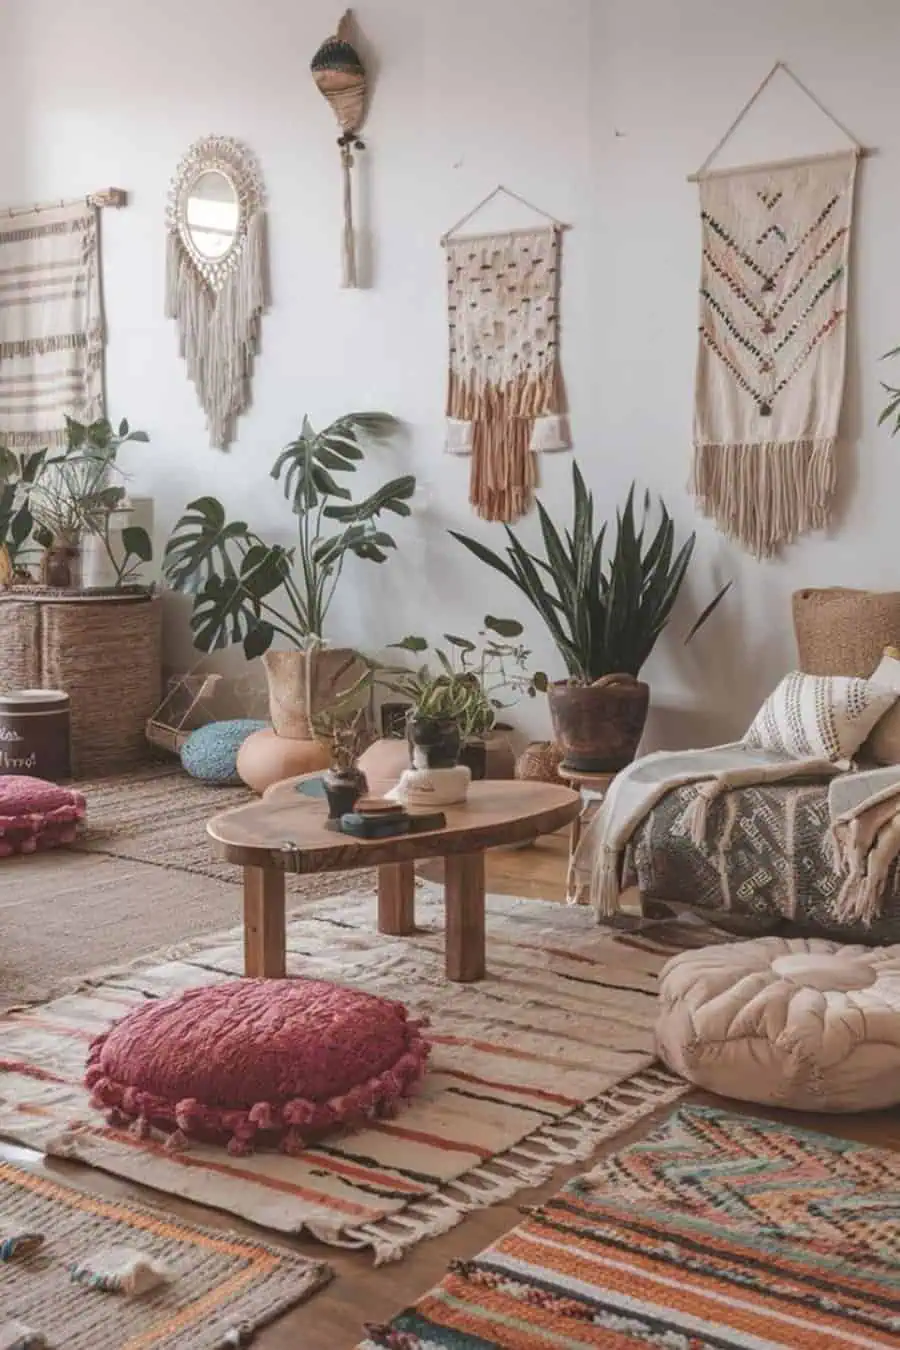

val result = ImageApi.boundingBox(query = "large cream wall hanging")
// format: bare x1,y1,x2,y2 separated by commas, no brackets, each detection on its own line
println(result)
443,186,570,523
690,62,870,558
311,10,368,289
165,137,266,450
0,188,125,449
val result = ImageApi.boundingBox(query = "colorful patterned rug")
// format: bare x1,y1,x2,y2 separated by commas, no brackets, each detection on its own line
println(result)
360,1104,900,1347
0,889,703,1262
0,1156,329,1349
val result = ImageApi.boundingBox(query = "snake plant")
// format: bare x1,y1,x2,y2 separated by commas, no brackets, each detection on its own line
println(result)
451,463,730,684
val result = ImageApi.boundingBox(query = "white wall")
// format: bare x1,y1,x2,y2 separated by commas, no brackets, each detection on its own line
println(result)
2,0,899,747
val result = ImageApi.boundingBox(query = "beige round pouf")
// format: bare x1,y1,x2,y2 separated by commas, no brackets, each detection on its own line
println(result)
656,937,900,1113
236,729,330,794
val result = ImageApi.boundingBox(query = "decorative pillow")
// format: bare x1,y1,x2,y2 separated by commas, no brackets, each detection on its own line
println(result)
86,978,430,1155
743,672,897,763
180,719,267,784
863,649,900,765
0,776,85,858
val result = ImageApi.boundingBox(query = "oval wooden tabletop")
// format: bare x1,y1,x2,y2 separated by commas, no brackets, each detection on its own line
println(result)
207,778,581,873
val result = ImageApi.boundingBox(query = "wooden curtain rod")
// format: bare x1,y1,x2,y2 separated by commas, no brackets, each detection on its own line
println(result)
0,187,128,219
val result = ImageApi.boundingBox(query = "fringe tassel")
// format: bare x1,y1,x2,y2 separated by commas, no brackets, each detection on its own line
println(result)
594,848,621,918
165,211,265,449
691,438,836,558
334,1068,688,1265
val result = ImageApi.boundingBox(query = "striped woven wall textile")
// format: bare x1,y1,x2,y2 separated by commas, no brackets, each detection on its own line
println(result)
0,888,701,1261
0,201,105,449
362,1104,900,1348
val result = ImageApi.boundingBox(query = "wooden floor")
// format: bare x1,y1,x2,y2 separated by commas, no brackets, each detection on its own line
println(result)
4,831,899,1349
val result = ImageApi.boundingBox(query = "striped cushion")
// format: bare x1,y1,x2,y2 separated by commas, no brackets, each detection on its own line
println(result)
744,672,897,762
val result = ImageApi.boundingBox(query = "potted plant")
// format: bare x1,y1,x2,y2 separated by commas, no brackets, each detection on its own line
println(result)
163,412,416,735
452,465,731,772
383,617,531,777
311,707,372,820
0,416,152,590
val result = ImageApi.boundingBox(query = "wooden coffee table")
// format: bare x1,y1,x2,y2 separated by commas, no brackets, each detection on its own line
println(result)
207,778,580,983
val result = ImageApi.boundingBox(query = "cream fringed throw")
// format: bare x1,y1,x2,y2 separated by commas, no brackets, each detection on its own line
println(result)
0,201,104,448
445,226,569,522
692,152,857,557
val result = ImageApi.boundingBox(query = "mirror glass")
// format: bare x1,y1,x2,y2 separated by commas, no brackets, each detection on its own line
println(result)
185,170,239,260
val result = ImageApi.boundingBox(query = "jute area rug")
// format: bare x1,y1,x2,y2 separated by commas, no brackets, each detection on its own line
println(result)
0,889,708,1263
0,1156,329,1349
0,766,373,1012
360,1105,900,1348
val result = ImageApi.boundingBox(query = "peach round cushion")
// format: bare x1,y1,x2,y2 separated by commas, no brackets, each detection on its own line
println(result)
86,978,430,1155
656,937,900,1112
0,775,85,857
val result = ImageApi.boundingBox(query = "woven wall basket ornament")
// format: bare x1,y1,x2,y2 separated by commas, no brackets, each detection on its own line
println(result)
311,10,368,288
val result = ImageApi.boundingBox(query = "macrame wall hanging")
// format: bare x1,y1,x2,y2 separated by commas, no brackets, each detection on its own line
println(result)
443,186,570,523
690,62,870,558
311,10,368,289
165,136,266,450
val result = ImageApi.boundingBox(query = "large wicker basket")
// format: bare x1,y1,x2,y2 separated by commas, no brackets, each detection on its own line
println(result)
792,588,900,678
0,592,162,777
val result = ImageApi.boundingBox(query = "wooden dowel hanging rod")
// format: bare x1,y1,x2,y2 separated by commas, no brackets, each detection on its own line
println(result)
0,187,128,219
687,146,872,183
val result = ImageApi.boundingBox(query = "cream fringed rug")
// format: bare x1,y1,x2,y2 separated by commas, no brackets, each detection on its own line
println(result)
0,1157,329,1348
0,889,707,1263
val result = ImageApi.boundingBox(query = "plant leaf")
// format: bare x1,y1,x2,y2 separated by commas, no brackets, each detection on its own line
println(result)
121,525,152,563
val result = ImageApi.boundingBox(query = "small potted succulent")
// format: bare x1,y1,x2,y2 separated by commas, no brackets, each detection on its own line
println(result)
383,618,532,775
312,707,372,821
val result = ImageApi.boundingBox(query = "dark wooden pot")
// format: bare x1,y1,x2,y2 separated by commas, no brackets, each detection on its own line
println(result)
407,715,461,769
323,767,368,821
548,674,649,773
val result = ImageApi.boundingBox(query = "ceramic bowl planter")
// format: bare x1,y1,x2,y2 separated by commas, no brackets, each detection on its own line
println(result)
548,674,650,773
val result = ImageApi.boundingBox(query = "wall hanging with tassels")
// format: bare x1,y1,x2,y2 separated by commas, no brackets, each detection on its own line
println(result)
442,186,571,523
311,10,368,289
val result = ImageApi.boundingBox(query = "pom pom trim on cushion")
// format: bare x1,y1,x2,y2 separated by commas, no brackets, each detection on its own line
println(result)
85,1009,430,1156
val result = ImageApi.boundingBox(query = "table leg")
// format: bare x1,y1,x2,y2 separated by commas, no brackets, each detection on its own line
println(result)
378,861,416,935
566,804,583,904
243,865,286,977
445,851,486,982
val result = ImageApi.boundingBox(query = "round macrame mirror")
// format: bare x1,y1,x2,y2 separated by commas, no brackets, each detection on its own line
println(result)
165,136,268,448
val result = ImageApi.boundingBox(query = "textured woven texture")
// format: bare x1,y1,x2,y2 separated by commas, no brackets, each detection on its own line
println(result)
0,889,701,1260
744,670,895,761
0,594,161,775
87,978,429,1154
360,1103,900,1348
0,1156,329,1349
179,718,267,783
624,779,900,942
0,774,84,856
793,586,900,677
657,937,900,1111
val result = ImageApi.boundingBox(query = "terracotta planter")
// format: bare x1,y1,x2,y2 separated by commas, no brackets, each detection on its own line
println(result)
358,737,410,796
236,727,330,794
262,647,367,739
548,673,649,773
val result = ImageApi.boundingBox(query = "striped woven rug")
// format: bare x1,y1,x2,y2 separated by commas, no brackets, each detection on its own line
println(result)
0,888,703,1261
361,1104,900,1347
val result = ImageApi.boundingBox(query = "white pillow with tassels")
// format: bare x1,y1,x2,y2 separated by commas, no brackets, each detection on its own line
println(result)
743,671,897,764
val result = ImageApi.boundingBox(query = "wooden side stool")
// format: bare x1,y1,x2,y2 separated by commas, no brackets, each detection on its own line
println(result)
557,766,617,904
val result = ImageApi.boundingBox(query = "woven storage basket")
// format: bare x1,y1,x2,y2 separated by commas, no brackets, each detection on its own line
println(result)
0,593,162,776
793,588,900,678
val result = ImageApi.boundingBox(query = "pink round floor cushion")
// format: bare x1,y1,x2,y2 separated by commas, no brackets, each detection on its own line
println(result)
0,775,86,857
85,978,431,1156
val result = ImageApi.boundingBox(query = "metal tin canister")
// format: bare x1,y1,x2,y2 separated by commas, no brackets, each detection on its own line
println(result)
0,689,71,780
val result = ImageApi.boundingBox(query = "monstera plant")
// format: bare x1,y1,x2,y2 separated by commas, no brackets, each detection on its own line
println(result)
163,411,416,740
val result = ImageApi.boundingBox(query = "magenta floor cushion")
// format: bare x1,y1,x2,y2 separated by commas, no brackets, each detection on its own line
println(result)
0,775,85,857
86,978,431,1156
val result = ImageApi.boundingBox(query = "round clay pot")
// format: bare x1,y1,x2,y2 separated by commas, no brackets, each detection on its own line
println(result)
548,674,650,773
236,728,330,794
357,737,410,796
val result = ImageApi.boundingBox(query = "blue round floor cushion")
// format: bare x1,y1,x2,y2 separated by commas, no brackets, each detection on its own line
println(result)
180,719,268,785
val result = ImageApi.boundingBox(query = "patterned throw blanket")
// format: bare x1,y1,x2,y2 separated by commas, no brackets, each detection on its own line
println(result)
578,743,900,927
0,200,104,449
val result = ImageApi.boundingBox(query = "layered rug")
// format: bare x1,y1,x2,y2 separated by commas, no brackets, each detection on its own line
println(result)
74,763,374,896
0,1156,329,1349
361,1104,900,1348
0,889,705,1262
